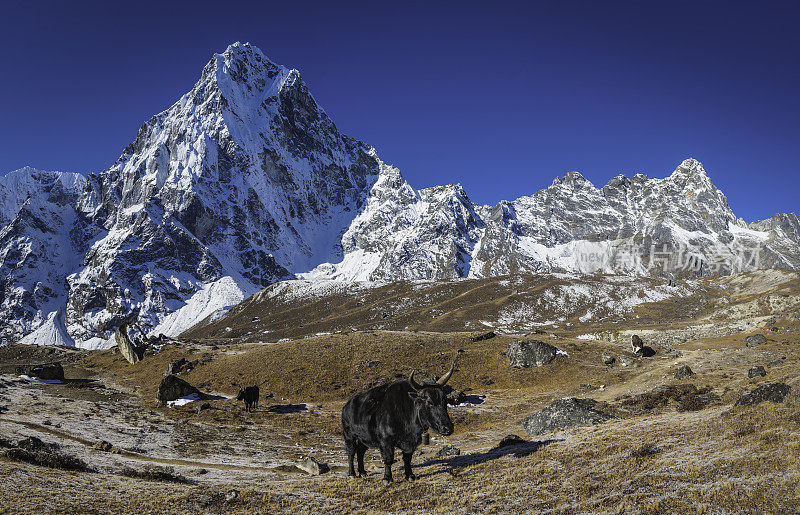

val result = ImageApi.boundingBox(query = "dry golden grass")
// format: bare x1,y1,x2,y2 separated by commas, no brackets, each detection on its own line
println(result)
1,270,800,512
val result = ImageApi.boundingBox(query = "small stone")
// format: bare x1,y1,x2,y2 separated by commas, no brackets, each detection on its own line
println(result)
745,334,767,347
434,445,461,458
767,359,783,368
674,365,694,380
494,434,527,449
748,366,767,378
446,389,468,406
601,352,615,365
196,402,212,414
296,456,329,475
225,489,240,503
94,440,113,452
618,355,635,367
471,331,496,342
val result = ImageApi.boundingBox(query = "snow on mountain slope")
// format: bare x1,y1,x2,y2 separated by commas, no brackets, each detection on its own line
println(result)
309,158,799,281
1,43,798,348
0,168,85,345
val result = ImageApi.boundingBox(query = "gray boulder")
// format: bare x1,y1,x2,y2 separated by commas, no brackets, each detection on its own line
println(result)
522,398,614,436
15,362,64,381
735,383,791,406
508,339,558,368
601,352,615,365
157,375,201,404
745,334,767,348
747,366,767,378
674,365,694,380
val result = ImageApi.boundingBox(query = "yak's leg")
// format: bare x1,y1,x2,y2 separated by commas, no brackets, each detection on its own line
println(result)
380,444,395,483
346,440,357,477
356,442,368,477
402,451,415,481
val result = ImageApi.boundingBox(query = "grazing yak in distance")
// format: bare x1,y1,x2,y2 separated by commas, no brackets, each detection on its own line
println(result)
341,361,456,482
235,382,273,412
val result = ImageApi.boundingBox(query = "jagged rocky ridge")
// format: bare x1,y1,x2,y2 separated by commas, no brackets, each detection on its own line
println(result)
1,42,798,348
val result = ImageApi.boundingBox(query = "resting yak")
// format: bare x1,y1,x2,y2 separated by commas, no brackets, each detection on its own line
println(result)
341,362,455,482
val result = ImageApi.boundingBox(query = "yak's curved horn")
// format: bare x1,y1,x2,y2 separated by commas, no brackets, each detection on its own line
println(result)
436,359,456,386
409,370,425,391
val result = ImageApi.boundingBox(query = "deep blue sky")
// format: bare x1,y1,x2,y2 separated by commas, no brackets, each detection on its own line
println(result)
1,1,797,221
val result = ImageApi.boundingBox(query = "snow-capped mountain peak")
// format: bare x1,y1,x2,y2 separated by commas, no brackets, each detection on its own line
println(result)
1,43,798,349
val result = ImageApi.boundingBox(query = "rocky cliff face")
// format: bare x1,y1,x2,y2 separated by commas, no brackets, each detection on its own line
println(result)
1,42,797,347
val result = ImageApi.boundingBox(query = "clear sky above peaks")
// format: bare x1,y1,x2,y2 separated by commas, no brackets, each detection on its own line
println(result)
0,0,797,221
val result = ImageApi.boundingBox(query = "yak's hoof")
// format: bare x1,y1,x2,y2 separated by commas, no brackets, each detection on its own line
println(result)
383,477,393,484
405,473,416,481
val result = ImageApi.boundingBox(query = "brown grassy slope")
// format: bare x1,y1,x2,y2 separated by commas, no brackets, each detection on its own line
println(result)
184,273,728,343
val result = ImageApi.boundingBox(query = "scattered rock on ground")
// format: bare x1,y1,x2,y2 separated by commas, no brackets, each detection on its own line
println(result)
296,456,329,475
602,352,615,365
434,445,461,458
767,359,783,368
196,402,212,413
674,365,694,380
618,355,635,367
164,358,188,377
522,398,614,436
745,334,767,348
735,383,791,406
94,440,113,452
15,362,64,381
748,366,767,378
471,331,496,342
494,434,528,449
225,490,240,503
157,375,201,404
617,385,719,413
508,340,558,368
446,389,468,406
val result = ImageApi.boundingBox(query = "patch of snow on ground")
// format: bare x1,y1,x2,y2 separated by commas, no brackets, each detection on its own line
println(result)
18,375,63,384
167,393,203,407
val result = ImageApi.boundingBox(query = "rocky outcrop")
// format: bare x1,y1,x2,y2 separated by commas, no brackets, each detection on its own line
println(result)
115,324,145,364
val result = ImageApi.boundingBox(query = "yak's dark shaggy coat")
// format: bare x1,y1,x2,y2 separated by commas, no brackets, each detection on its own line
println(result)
341,364,455,482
